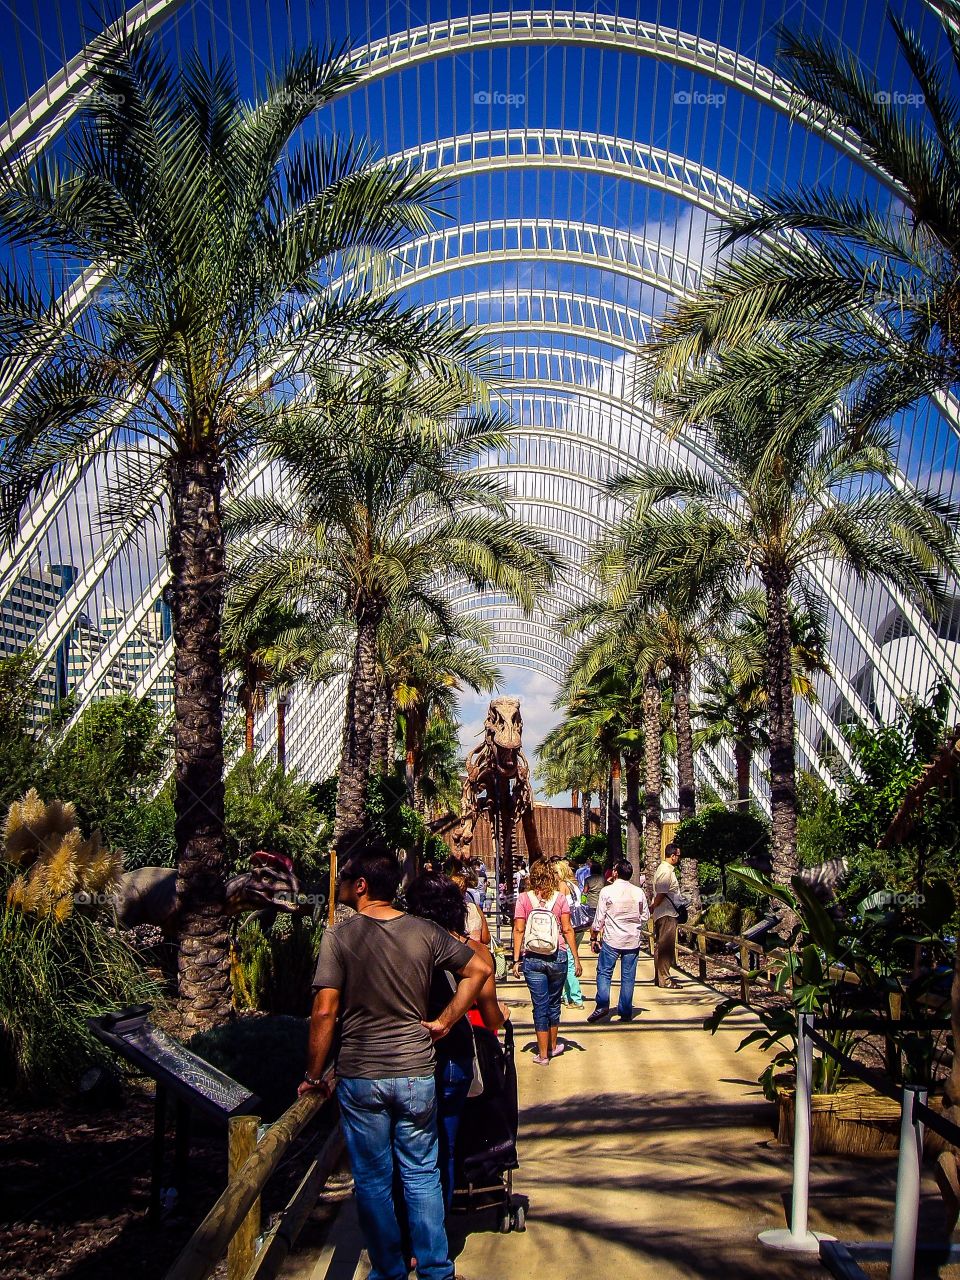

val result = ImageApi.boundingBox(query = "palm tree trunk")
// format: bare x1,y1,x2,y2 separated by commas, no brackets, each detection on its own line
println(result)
370,679,389,773
244,698,255,756
625,755,642,867
607,754,623,861
763,565,800,908
643,666,663,884
571,788,579,810
673,662,700,910
734,740,751,809
276,692,287,771
333,600,381,851
598,775,608,834
581,789,592,836
169,448,231,1029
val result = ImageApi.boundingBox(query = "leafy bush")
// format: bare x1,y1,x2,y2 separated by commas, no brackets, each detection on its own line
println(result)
188,1015,309,1120
231,913,323,1016
566,832,608,865
225,755,328,876
675,805,769,902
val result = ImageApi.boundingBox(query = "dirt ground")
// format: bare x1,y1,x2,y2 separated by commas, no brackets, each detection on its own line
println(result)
0,1082,326,1280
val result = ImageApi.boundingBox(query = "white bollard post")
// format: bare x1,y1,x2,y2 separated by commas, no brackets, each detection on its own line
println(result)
759,1012,833,1254
890,1086,927,1280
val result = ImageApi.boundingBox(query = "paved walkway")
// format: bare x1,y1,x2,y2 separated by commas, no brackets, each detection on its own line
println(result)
291,947,945,1280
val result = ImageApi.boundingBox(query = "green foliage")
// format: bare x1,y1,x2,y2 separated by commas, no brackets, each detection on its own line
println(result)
231,914,324,1018
0,652,45,811
676,805,769,900
701,900,758,936
707,865,952,1095
0,864,159,1095
318,768,441,859
566,832,608,865
40,695,172,866
225,755,328,876
801,685,958,912
188,1015,310,1121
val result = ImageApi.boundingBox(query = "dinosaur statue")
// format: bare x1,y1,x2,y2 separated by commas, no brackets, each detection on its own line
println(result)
114,850,301,937
453,696,543,895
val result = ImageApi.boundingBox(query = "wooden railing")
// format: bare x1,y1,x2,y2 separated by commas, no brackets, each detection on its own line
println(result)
165,1085,343,1280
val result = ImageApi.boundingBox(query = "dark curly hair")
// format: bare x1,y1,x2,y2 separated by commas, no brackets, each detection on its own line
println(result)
405,873,467,935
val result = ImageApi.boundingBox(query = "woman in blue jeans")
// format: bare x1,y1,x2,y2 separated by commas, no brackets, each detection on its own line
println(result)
512,857,583,1065
405,873,507,1206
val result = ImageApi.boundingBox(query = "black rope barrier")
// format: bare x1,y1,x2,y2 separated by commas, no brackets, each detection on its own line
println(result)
914,1096,960,1147
800,1020,960,1147
801,1024,903,1105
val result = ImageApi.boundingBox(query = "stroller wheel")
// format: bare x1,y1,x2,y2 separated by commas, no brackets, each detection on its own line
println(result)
512,1204,526,1232
498,1208,512,1234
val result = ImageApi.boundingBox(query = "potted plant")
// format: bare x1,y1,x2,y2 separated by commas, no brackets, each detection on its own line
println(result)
705,866,953,1156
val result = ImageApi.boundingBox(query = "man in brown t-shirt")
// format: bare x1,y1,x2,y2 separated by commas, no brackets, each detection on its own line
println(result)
301,838,490,1280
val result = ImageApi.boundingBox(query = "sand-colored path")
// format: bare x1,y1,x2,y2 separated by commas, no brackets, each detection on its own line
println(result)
294,947,946,1280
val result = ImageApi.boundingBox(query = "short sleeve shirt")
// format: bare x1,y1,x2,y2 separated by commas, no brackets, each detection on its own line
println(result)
514,890,568,952
312,913,473,1079
652,863,680,922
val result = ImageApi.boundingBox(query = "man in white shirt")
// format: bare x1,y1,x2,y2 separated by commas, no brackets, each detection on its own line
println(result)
651,844,683,989
586,860,650,1023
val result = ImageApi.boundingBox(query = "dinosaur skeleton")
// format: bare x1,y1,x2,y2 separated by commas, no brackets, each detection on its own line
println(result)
114,850,300,938
454,696,542,891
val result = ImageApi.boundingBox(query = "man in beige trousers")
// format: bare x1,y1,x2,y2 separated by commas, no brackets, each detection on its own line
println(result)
651,844,683,988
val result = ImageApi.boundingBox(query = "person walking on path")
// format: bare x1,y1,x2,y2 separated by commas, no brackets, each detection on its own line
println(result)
512,858,582,1066
587,859,650,1023
555,858,585,1008
652,843,683,989
404,872,507,1210
301,839,492,1280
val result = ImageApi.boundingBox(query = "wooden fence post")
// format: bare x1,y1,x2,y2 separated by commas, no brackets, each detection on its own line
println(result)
227,1116,261,1280
697,929,707,982
739,941,751,1005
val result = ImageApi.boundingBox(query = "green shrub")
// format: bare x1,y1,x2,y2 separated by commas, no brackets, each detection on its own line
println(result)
226,755,328,877
702,900,742,936
566,832,607,865
231,914,323,1017
0,878,159,1095
188,1015,309,1120
677,806,769,903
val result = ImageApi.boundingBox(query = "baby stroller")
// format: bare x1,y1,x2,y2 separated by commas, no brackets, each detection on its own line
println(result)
451,1020,524,1232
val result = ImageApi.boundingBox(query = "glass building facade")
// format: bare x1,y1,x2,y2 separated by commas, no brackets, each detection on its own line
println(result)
1,0,958,791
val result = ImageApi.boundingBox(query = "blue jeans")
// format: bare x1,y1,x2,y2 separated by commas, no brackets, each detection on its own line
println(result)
437,1056,472,1209
337,1076,453,1280
595,943,640,1017
522,953,566,1032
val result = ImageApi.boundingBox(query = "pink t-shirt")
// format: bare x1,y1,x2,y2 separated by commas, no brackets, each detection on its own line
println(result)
514,890,568,952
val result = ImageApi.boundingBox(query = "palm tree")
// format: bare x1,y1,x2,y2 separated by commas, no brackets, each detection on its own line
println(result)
620,346,959,896
221,604,307,756
698,592,830,808
387,611,499,811
0,34,472,1024
225,362,558,851
537,721,606,837
642,3,960,432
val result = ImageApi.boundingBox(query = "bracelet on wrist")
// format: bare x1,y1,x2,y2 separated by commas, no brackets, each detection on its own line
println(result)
304,1072,324,1087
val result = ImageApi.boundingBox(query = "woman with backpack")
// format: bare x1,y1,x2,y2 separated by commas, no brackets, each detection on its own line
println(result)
554,858,586,1009
512,858,583,1065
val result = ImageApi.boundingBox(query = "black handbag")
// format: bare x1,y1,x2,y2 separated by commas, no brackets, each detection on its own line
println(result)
670,893,689,925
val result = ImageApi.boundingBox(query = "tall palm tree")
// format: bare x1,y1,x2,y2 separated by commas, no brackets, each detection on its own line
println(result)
621,346,959,895
642,3,960,432
698,592,830,808
386,611,499,811
537,721,606,837
0,34,471,1024
221,604,307,756
225,362,558,851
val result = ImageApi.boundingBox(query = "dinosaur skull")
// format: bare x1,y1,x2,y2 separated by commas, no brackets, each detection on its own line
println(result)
485,696,523,777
